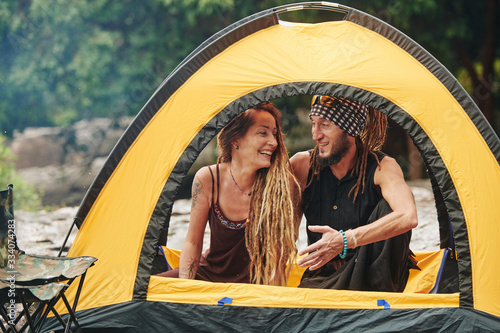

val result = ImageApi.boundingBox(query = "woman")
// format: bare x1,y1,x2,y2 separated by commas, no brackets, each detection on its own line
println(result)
157,102,300,286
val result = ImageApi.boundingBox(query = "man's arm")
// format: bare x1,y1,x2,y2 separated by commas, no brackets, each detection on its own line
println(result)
353,156,418,247
298,156,418,270
290,151,310,192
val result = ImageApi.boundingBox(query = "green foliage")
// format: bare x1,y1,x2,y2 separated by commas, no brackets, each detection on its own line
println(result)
0,0,498,135
0,135,42,211
351,0,496,74
0,0,294,135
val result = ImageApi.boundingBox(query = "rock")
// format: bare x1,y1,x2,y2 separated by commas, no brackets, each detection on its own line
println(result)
15,207,80,256
9,115,219,206
11,127,64,169
10,117,133,206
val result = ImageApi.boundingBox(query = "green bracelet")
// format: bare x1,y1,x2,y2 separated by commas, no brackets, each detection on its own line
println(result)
339,230,347,259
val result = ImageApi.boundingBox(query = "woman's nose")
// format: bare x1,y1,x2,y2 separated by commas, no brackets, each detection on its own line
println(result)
269,135,278,148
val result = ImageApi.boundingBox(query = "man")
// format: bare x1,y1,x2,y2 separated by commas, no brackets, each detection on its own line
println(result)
290,95,418,292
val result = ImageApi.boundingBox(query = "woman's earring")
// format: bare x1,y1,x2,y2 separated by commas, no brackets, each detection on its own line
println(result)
236,146,239,150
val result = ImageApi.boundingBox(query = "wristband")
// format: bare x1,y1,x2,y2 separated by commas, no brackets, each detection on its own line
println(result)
349,229,358,248
339,230,347,259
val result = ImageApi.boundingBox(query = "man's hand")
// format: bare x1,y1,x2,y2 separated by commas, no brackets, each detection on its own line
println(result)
297,226,344,270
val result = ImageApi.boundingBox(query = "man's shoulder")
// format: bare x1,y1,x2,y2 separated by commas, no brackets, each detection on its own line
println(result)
374,152,396,167
373,150,388,161
373,153,405,185
290,151,312,172
366,151,391,168
290,151,311,163
290,151,311,189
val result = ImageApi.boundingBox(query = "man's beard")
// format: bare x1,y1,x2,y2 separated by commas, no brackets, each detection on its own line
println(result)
318,132,351,168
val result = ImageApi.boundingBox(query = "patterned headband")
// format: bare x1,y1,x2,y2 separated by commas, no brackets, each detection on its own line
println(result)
310,95,369,137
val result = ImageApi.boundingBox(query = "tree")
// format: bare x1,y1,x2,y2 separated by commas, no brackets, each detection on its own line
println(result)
0,0,296,135
0,135,42,210
1,0,497,135
360,0,499,133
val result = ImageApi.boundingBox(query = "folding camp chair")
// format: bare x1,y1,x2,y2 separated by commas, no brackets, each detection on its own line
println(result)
0,184,97,333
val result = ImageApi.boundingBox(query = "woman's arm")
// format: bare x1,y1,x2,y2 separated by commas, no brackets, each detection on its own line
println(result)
178,166,212,279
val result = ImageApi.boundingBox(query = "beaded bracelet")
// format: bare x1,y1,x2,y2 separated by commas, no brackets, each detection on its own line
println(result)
338,230,347,259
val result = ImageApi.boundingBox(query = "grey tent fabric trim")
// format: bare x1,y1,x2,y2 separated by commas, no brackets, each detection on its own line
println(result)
42,300,500,332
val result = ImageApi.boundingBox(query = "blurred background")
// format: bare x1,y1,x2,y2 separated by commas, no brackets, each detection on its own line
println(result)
1,0,499,211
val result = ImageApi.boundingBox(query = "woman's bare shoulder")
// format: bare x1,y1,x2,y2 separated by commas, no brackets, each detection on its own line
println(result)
192,165,217,191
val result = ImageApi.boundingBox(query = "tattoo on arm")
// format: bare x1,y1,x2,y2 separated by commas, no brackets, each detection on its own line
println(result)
180,257,198,279
191,176,203,208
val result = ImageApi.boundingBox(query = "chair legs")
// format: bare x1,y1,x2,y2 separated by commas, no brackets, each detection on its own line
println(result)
1,292,47,333
57,273,87,333
0,273,88,333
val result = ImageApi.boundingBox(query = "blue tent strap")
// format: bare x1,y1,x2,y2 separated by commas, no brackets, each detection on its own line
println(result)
157,246,173,271
428,216,455,294
429,247,451,294
377,299,390,309
218,297,233,306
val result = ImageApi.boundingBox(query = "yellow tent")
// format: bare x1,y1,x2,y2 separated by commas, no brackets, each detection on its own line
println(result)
45,2,500,331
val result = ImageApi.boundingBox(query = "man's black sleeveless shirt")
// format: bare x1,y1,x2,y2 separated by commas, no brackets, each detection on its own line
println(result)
303,152,386,257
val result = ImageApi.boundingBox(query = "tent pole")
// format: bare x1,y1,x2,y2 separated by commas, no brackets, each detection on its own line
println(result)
273,2,350,15
58,217,78,257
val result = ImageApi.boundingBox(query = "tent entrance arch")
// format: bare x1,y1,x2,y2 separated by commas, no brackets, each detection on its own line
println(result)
45,2,500,331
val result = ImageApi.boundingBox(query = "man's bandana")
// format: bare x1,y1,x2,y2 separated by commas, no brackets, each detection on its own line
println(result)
310,95,369,137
